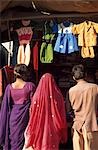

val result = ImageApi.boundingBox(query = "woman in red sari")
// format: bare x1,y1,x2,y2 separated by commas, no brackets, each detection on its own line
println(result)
23,73,67,150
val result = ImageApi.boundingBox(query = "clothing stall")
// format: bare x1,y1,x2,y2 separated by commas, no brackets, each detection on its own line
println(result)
1,1,98,149
1,18,98,96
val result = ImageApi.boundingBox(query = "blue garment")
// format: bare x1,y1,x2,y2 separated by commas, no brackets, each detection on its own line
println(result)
51,21,58,33
54,25,79,54
49,20,58,33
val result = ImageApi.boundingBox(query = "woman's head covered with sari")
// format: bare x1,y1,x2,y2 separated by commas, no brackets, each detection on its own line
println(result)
25,73,67,150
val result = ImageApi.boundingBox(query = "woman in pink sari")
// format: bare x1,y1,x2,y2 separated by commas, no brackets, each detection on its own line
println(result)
23,73,67,150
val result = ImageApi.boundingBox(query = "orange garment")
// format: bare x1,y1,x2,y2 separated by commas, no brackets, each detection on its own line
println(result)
72,21,98,58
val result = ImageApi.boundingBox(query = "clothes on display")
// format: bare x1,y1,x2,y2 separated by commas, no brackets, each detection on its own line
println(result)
1,20,98,91
3,20,98,68
1,65,14,96
1,41,13,66
17,43,31,66
32,41,38,71
40,34,55,63
11,41,18,66
1,18,98,150
2,66,14,85
54,22,79,54
16,21,33,66
16,27,33,45
72,21,98,58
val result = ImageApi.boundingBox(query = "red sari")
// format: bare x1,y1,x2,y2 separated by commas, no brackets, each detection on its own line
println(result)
24,73,67,150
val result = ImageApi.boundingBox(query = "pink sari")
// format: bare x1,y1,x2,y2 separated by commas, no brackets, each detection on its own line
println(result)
24,73,67,150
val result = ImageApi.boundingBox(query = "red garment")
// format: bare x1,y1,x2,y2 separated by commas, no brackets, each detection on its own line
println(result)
25,73,67,150
3,66,14,92
3,66,14,84
33,41,38,71
16,27,33,45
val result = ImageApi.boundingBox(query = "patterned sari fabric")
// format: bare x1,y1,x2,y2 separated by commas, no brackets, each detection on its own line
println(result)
24,73,67,150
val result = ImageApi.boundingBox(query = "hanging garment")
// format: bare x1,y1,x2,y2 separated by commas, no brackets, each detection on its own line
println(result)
23,73,67,150
72,21,98,58
54,24,79,54
2,65,14,95
49,20,58,33
11,41,19,66
16,27,33,45
16,26,33,66
1,41,13,66
32,41,38,71
40,34,54,63
81,46,95,58
17,44,31,66
0,45,8,68
31,41,39,84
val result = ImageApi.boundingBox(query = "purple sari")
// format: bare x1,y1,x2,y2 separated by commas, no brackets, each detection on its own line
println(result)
0,83,35,150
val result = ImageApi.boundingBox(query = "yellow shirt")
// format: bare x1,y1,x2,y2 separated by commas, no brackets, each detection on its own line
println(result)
72,21,98,47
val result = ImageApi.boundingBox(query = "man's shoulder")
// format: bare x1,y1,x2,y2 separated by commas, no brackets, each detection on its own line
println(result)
69,82,98,93
87,82,98,88
69,85,77,92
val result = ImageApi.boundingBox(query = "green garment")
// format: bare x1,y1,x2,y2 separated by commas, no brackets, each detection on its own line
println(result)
40,34,54,63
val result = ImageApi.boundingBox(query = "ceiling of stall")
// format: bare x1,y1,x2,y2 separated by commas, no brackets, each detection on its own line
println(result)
32,0,98,13
1,0,98,31
1,0,98,17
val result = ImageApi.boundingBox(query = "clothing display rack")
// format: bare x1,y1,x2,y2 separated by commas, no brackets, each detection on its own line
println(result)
1,12,98,21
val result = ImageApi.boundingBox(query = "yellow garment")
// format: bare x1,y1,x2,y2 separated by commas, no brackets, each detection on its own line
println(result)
72,21,98,58
81,47,95,58
72,21,98,47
